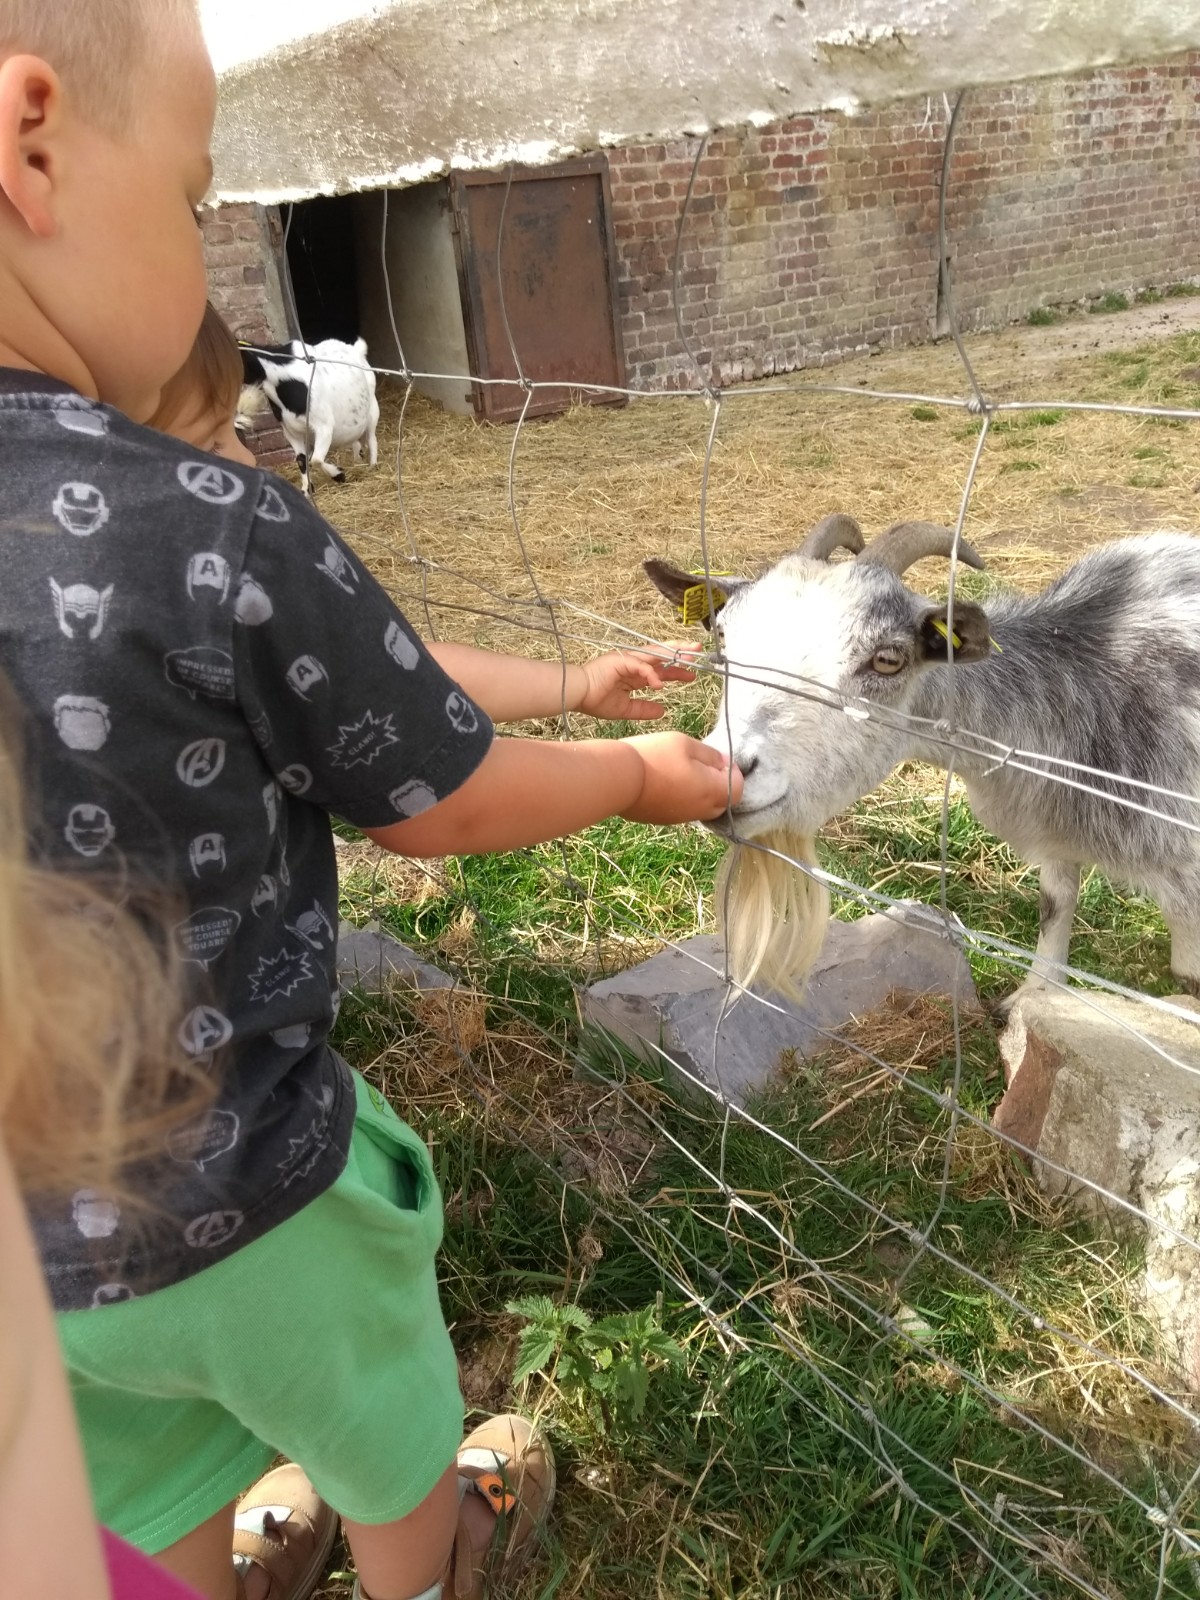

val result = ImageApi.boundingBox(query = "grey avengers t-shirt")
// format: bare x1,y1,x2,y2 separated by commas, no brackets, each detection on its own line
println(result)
0,371,493,1311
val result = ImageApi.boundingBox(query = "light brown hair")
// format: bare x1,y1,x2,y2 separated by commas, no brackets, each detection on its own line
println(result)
150,301,244,436
0,0,199,134
0,705,210,1199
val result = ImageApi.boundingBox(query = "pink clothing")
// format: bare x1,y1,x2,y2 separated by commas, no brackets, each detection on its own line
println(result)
101,1530,203,1600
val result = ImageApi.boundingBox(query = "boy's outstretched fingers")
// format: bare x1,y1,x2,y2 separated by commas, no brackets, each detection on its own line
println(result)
576,646,699,721
618,732,744,824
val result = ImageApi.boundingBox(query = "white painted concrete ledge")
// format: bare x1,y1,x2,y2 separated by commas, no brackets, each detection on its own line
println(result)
201,0,1200,203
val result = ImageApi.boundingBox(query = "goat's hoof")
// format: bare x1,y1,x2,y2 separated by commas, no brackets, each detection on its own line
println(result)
328,468,346,484
1171,970,1200,998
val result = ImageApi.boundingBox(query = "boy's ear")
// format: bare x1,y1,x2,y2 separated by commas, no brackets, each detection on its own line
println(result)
0,55,65,240
916,601,992,665
642,559,745,631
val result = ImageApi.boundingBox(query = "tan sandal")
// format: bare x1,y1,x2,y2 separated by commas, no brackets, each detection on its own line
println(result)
353,1414,555,1600
232,1462,339,1600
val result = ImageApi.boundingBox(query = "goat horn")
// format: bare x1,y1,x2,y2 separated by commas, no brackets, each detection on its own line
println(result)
858,521,985,575
797,513,866,561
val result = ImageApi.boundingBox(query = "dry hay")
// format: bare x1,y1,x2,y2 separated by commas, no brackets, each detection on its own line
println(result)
293,308,1200,668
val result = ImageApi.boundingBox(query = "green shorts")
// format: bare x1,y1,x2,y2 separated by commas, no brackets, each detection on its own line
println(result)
58,1071,464,1554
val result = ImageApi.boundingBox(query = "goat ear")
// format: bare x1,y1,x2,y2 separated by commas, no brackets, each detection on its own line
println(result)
641,559,742,630
917,602,992,665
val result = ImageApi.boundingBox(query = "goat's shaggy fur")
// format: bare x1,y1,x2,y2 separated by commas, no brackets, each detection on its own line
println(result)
716,829,829,999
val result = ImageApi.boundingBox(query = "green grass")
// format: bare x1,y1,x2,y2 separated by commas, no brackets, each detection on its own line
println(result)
327,754,1192,1597
1025,306,1062,326
1089,292,1131,314
910,405,940,422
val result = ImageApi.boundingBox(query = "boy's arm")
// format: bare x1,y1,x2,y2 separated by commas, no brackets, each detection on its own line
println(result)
364,731,740,857
427,642,697,724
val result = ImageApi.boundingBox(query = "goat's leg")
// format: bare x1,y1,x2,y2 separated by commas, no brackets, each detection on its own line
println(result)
366,399,380,467
310,419,344,484
995,860,1079,1018
1159,882,1200,996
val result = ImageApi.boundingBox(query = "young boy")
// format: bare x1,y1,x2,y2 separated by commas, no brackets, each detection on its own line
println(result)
0,7,742,1600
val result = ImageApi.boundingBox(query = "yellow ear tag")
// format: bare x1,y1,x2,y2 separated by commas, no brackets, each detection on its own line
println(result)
990,637,1003,654
679,574,732,626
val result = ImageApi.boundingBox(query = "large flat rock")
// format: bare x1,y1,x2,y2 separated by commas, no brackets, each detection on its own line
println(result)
997,989,1200,1391
579,903,978,1108
336,919,453,995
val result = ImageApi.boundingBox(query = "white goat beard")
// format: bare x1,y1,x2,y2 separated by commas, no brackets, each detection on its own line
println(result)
715,829,830,1001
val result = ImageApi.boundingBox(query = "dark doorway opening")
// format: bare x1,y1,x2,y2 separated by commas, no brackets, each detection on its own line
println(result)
284,195,361,345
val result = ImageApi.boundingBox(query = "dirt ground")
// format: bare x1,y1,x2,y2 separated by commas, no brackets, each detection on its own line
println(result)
290,300,1200,661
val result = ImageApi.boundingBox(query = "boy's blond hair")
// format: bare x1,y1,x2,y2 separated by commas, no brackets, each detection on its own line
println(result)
150,301,244,436
0,0,198,133
0,690,211,1200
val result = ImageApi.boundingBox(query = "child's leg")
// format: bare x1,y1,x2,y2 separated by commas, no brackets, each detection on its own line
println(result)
154,1503,238,1600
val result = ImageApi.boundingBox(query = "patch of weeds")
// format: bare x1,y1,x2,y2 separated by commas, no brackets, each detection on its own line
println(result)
1148,416,1186,430
1164,280,1200,298
1089,292,1130,314
1026,306,1062,326
910,405,939,422
990,409,1064,435
1134,286,1163,305
1126,471,1166,489
999,458,1041,474
1131,445,1168,462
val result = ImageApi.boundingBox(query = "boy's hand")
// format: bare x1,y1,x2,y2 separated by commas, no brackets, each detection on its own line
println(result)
619,732,743,824
576,646,698,722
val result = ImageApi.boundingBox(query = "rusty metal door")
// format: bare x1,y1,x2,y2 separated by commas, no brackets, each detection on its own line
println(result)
450,156,627,422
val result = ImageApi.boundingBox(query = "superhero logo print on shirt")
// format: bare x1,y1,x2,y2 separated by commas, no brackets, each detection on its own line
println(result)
71,1190,120,1240
446,690,479,735
183,1210,245,1250
286,654,329,701
165,647,236,702
53,694,111,751
389,778,437,817
178,1005,234,1059
50,579,114,641
247,709,273,748
277,764,313,796
188,831,227,876
92,1283,135,1307
270,1021,311,1051
52,482,110,537
173,905,241,968
63,802,115,858
177,461,246,506
285,900,334,952
256,482,290,523
275,1113,331,1190
167,1108,240,1171
186,552,232,604
234,573,274,625
51,396,108,437
250,873,278,917
383,619,420,670
315,542,357,595
177,738,227,789
247,945,316,1005
326,709,399,771
262,779,282,835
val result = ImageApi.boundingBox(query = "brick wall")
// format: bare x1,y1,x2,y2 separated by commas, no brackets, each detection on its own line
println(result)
609,54,1200,387
202,203,293,465
203,55,1200,402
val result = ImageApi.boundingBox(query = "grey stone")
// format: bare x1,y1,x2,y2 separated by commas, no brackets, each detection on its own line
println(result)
336,919,453,994
578,902,978,1108
996,989,1200,1391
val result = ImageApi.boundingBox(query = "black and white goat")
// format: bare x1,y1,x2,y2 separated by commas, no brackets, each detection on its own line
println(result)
240,337,379,495
646,518,1200,1000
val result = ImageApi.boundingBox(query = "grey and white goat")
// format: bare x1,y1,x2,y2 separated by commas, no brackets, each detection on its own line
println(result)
645,518,1200,999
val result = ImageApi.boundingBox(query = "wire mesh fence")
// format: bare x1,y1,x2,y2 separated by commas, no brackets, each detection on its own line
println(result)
252,85,1200,1599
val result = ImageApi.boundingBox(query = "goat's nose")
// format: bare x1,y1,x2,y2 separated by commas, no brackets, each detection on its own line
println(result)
738,755,759,780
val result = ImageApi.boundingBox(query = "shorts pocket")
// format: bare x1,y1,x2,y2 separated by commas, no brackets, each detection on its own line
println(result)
350,1071,437,1217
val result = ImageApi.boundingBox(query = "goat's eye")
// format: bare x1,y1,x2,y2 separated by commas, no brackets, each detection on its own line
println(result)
871,648,905,676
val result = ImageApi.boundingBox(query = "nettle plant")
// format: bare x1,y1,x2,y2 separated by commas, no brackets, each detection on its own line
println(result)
507,1295,684,1430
